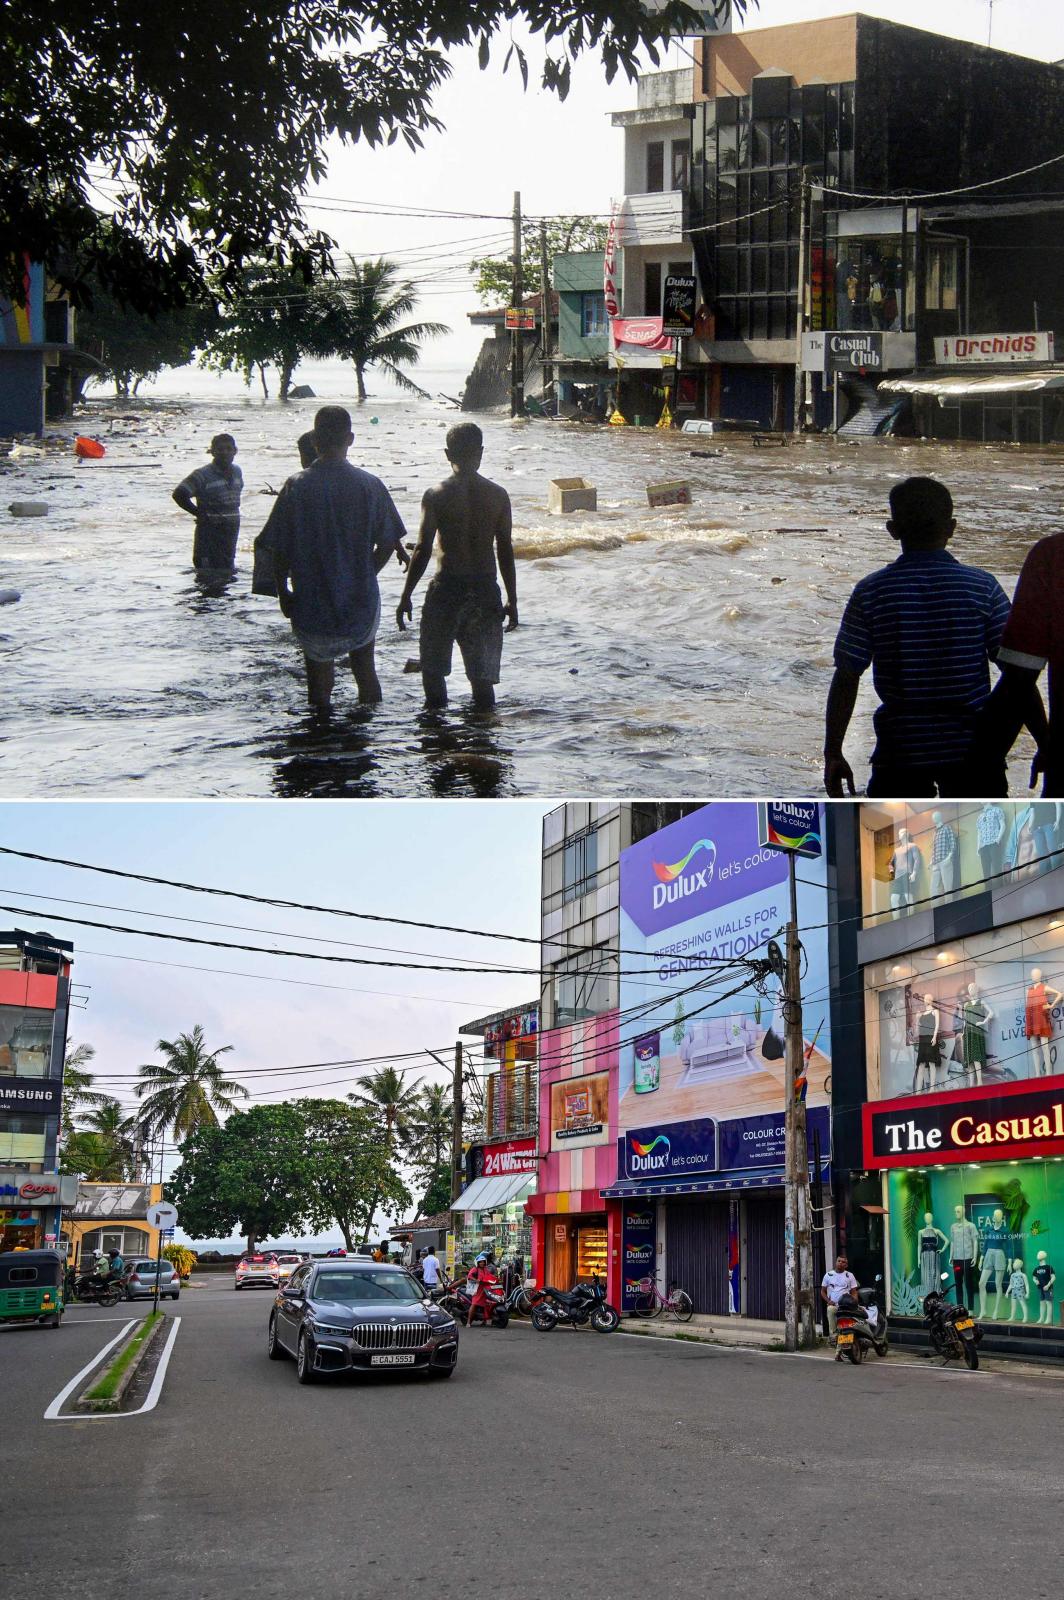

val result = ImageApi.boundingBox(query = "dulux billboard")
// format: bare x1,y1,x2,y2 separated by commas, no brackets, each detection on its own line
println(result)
618,803,831,1141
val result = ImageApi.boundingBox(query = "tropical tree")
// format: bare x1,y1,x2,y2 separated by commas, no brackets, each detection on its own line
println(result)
348,1064,424,1241
408,1083,454,1215
135,1025,247,1142
318,258,448,400
200,260,332,400
470,215,610,306
61,1040,108,1134
3,3,725,312
76,276,212,396
61,1096,137,1181
169,1104,313,1256
298,1099,411,1250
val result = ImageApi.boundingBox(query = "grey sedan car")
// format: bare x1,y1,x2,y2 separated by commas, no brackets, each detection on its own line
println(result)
124,1259,181,1300
267,1259,459,1384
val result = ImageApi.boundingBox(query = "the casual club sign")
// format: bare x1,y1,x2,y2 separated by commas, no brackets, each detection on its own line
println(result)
864,1077,1064,1169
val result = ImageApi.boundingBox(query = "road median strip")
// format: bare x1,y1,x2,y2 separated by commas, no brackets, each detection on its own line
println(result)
76,1311,167,1412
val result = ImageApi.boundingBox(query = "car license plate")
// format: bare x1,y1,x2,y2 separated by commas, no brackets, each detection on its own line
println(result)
837,1331,854,1346
370,1353,416,1366
956,1318,974,1331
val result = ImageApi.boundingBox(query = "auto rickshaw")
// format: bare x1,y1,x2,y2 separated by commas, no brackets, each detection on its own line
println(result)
0,1248,64,1328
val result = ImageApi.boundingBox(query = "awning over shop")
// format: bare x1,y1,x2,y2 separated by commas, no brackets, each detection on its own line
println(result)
879,369,1064,398
602,1164,829,1199
452,1172,535,1212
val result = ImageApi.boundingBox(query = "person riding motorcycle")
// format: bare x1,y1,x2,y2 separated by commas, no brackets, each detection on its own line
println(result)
106,1247,125,1285
465,1253,499,1328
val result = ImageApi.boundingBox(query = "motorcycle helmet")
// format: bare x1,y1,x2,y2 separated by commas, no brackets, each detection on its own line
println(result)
475,1253,488,1263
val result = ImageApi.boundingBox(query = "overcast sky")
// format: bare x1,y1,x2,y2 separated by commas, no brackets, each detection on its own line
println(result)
305,0,1064,373
2,801,546,1240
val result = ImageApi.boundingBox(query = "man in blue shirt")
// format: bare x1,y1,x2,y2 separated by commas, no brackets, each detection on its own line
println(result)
261,406,408,710
824,477,1012,797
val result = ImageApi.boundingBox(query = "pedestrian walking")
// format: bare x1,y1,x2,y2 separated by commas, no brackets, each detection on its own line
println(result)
173,433,244,577
259,405,408,711
823,477,1016,798
396,422,518,711
419,1246,445,1291
976,530,1059,795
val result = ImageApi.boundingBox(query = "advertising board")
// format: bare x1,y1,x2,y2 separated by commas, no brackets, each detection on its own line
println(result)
549,1072,610,1151
0,1074,62,1117
934,332,1053,365
620,1203,657,1311
618,803,831,1142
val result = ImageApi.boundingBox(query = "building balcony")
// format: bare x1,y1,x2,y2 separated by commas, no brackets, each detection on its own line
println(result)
614,190,686,249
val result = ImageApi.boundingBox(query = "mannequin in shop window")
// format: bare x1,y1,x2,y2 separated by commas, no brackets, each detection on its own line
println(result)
918,1210,949,1296
913,995,941,1093
979,1208,1012,1319
1006,806,1039,879
1025,968,1061,1077
962,982,993,1086
1006,1258,1030,1323
949,1205,980,1311
929,812,958,899
889,828,922,918
1031,802,1063,876
1033,1251,1055,1323
976,803,1007,884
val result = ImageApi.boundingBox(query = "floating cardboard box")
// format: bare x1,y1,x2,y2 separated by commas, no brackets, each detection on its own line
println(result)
646,480,692,508
549,477,597,514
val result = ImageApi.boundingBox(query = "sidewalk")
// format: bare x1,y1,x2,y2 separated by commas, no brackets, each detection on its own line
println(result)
619,1311,801,1351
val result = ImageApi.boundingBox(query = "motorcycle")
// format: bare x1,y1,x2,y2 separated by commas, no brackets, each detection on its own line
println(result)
530,1275,621,1334
834,1285,889,1365
69,1271,124,1308
924,1272,982,1369
436,1274,510,1329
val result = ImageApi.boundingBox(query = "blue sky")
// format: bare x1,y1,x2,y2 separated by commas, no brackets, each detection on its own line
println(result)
1,801,548,1242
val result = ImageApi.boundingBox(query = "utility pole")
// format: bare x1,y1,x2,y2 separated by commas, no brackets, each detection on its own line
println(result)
450,1041,465,1202
510,190,524,419
539,219,553,415
791,168,810,436
783,854,816,1350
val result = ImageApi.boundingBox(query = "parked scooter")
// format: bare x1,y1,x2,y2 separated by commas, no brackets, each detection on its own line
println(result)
531,1275,620,1334
834,1283,889,1364
924,1272,982,1369
436,1274,510,1329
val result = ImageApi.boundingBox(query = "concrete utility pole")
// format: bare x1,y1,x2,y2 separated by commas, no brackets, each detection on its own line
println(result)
539,218,553,414
510,190,524,419
450,1041,465,1202
783,854,816,1351
791,168,810,436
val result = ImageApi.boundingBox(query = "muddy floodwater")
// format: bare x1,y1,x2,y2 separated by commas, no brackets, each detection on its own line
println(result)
1,363,1058,798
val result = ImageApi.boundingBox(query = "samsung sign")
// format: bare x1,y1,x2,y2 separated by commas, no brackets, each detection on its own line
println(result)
623,1118,718,1181
0,1074,62,1117
864,1079,1064,1168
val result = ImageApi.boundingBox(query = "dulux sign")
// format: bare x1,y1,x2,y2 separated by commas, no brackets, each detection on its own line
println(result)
718,1107,831,1173
623,1118,718,1182
623,803,788,940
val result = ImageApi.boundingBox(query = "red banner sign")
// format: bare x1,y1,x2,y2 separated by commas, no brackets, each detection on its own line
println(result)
610,317,674,350
863,1075,1064,1169
481,1137,537,1178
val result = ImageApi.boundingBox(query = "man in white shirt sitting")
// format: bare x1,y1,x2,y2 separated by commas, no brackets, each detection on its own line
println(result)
821,1253,859,1344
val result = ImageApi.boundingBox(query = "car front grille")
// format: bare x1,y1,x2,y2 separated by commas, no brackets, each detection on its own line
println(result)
352,1320,431,1351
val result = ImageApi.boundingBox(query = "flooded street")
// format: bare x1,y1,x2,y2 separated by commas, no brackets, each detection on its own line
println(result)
2,363,1058,798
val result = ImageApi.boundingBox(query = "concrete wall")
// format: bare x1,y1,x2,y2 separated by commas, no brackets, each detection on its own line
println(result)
623,120,691,197
696,15,857,96
0,350,46,436
556,253,608,362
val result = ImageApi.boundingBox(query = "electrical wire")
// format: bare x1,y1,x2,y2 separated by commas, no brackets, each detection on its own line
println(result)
819,149,1064,204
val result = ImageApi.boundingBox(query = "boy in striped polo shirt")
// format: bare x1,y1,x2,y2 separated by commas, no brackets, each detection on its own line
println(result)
824,477,1015,798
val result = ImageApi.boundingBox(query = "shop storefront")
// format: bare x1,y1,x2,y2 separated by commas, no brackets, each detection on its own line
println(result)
452,1137,538,1271
0,1171,78,1251
865,1078,1064,1343
63,1181,162,1268
526,1011,622,1302
614,803,834,1323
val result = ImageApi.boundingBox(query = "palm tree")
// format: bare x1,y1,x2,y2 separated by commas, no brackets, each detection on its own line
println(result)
348,1066,423,1243
135,1025,247,1142
82,1098,138,1177
61,1040,109,1134
409,1082,455,1217
322,257,449,401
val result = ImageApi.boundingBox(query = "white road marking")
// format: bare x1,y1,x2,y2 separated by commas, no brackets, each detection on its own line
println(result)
46,1316,182,1423
43,1321,135,1419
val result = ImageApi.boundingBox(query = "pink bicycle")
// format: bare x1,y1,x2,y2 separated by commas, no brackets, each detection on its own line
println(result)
631,1277,694,1322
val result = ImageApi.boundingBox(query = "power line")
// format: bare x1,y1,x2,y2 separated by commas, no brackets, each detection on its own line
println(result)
821,149,1064,204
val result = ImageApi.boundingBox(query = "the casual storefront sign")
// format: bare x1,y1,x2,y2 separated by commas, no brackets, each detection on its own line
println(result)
0,1073,62,1116
549,1071,610,1150
620,1202,657,1310
622,1117,718,1181
802,330,915,373
934,332,1054,365
826,332,882,372
864,1077,1064,1168
718,1106,830,1173
480,1137,537,1178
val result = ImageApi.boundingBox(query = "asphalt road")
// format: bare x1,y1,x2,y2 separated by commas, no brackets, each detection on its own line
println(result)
4,1280,1064,1600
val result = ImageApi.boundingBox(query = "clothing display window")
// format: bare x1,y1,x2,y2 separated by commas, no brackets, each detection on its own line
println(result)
886,1160,1064,1326
860,801,1064,930
865,912,1064,1099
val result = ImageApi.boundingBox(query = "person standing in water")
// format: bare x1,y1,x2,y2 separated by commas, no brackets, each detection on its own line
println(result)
396,422,517,710
259,406,408,711
172,433,244,577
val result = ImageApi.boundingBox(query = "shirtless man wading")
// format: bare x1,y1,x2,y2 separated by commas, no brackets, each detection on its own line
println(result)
396,422,518,710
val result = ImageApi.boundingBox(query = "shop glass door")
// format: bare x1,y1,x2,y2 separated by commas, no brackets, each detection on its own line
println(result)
576,1223,608,1282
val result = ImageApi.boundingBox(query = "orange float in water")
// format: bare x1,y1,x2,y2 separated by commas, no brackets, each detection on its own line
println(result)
74,436,106,459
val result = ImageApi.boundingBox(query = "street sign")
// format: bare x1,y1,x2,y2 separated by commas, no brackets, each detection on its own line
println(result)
161,1227,176,1240
147,1201,178,1231
758,801,822,859
662,273,697,338
505,307,535,331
